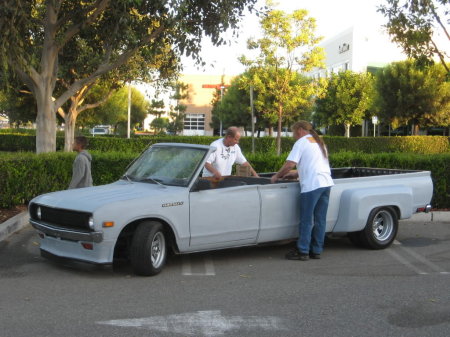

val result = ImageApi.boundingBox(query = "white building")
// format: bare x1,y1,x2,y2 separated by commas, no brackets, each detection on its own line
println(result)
308,25,407,136
309,25,406,78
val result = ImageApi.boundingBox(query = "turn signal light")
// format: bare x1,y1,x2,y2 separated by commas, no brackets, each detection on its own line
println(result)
102,221,114,227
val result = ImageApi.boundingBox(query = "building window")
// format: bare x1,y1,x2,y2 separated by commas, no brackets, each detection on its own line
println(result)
184,113,205,130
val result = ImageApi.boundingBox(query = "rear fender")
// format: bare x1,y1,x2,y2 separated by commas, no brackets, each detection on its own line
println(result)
333,185,412,232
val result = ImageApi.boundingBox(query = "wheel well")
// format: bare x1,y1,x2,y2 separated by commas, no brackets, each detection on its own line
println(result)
378,205,400,220
113,218,179,260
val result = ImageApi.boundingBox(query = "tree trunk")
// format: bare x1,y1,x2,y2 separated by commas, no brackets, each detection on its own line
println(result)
64,110,78,152
35,91,57,153
345,123,350,138
276,105,283,156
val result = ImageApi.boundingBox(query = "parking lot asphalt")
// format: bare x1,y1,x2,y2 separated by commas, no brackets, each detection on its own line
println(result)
1,214,450,337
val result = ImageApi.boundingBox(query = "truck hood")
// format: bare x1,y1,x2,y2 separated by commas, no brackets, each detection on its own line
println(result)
31,180,183,213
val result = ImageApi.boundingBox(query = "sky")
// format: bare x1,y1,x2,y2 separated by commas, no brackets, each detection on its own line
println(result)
181,0,387,75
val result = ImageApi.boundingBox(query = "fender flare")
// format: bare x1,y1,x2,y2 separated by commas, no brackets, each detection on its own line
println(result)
333,185,412,232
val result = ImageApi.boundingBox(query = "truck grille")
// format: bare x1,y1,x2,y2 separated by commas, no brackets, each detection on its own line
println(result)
29,203,92,232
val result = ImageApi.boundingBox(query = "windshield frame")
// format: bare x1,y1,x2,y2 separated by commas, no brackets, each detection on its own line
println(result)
123,143,211,188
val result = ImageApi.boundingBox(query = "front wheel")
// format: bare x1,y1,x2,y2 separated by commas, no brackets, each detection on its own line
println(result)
359,207,398,249
130,221,167,276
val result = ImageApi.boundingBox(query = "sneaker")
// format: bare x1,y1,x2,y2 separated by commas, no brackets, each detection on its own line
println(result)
285,249,309,261
309,252,321,259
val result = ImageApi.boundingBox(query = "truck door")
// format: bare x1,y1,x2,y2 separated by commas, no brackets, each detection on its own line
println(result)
189,184,260,248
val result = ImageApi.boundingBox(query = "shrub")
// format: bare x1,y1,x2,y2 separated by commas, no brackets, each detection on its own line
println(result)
1,150,448,209
246,152,449,209
0,151,135,208
1,133,448,154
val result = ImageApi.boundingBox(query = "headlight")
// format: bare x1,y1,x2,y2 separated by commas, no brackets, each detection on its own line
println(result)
88,216,95,230
36,206,42,220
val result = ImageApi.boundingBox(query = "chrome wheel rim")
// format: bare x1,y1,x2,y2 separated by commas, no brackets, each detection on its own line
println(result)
371,210,394,242
151,232,166,268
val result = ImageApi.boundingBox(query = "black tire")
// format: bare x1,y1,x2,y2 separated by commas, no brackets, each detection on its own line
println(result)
359,207,398,250
130,221,167,276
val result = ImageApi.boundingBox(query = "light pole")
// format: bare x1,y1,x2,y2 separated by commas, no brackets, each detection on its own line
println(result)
250,85,255,153
127,84,131,139
372,116,378,137
219,85,225,136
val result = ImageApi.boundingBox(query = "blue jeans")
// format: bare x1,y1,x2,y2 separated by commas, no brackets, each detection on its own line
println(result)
297,187,331,254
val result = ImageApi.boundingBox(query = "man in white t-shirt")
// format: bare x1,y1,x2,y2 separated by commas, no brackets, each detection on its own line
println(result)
271,121,334,261
202,127,258,179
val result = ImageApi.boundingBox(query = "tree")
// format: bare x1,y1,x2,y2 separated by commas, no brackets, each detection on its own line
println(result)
79,86,149,135
167,82,189,135
314,71,375,137
374,60,450,134
55,39,178,151
0,0,258,153
212,71,316,136
379,0,450,73
210,76,252,133
0,86,37,127
240,4,325,154
151,117,169,134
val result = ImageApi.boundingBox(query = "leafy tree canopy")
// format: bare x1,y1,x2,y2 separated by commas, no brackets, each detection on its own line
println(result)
314,71,375,137
239,1,324,154
78,86,148,133
379,0,450,73
0,0,258,152
374,60,450,133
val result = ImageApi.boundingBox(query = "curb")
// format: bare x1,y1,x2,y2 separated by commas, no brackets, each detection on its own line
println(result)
0,211,30,243
401,211,449,223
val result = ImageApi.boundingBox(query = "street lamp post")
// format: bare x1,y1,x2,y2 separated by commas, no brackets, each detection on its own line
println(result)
220,85,225,136
372,116,378,137
127,84,131,139
250,85,255,153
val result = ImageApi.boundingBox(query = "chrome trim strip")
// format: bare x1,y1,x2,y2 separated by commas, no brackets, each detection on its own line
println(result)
30,219,103,243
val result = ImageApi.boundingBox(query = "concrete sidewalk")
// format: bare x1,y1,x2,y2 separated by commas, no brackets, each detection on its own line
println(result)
0,211,448,243
0,211,30,243
402,211,449,223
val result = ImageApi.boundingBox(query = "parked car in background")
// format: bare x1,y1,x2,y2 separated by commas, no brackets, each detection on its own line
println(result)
90,125,110,136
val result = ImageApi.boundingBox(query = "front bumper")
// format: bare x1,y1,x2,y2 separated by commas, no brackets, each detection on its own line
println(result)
31,220,114,264
30,219,103,243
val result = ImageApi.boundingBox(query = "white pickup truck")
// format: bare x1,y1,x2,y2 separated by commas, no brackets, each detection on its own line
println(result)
29,143,433,276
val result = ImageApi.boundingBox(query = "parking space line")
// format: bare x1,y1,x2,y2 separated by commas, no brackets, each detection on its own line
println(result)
386,249,428,275
398,245,449,275
182,255,216,276
204,256,215,275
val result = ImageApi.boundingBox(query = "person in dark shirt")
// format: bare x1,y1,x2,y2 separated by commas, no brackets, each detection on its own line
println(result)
68,136,93,189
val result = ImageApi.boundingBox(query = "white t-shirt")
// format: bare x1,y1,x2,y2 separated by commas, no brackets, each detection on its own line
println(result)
202,138,247,177
286,135,334,193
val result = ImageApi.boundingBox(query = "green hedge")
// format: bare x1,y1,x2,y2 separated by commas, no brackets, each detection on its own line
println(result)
1,151,448,209
0,151,133,208
1,133,449,154
324,136,449,154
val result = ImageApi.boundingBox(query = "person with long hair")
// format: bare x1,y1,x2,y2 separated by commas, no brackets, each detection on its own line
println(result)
271,121,334,261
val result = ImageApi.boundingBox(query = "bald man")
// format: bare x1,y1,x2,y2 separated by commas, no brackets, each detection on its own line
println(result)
202,126,258,179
